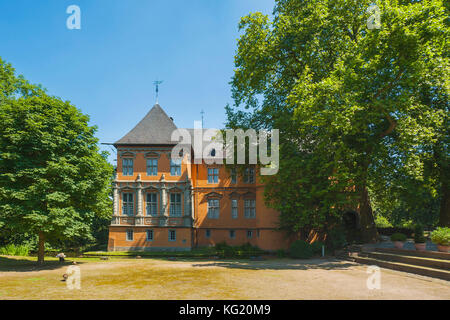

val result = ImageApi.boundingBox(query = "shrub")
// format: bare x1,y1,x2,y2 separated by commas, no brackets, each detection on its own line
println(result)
413,225,426,243
390,233,407,242
430,227,450,246
378,227,414,237
0,244,30,256
289,240,313,259
310,241,325,255
328,227,347,250
214,241,229,251
276,249,286,258
214,242,265,258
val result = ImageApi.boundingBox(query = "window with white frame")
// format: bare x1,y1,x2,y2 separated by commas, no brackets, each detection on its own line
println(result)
170,193,182,217
244,199,256,219
122,193,134,216
231,199,238,219
229,230,235,239
146,229,153,241
146,193,158,216
207,199,220,219
122,158,134,176
126,229,134,241
170,159,181,176
247,230,253,239
146,158,158,176
207,168,219,183
243,167,255,184
168,230,176,241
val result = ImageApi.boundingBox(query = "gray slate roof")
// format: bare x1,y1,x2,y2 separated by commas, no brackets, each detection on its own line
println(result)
114,104,178,145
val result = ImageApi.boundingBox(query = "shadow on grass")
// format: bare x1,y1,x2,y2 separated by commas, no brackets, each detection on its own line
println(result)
0,256,86,272
190,258,356,271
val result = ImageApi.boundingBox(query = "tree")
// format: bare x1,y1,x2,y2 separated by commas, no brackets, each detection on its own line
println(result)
226,0,449,241
0,58,113,264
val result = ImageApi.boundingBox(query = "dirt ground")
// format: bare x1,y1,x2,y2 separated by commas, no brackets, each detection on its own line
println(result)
0,256,449,300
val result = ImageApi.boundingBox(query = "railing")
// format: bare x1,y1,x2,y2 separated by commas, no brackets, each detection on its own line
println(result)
111,215,191,227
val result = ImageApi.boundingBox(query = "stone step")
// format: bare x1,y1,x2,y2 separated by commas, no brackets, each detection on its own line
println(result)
374,247,450,260
352,256,450,281
360,252,450,271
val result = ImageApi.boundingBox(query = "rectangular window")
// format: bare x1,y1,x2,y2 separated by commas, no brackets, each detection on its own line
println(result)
170,159,181,176
230,168,237,184
244,199,256,219
122,193,134,216
146,193,158,216
146,158,158,176
231,199,238,219
229,230,235,239
122,158,134,176
146,229,153,241
126,229,133,241
207,168,219,184
244,167,255,184
168,230,176,241
205,229,211,238
170,193,182,217
247,230,253,239
207,199,220,219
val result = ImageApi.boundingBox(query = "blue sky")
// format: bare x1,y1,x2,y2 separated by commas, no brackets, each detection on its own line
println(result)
0,0,274,162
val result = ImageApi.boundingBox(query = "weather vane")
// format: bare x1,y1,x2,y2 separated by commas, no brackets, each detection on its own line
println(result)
153,80,163,103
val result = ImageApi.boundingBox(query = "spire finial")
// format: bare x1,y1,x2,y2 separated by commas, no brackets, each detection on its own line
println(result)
201,109,205,128
153,80,163,104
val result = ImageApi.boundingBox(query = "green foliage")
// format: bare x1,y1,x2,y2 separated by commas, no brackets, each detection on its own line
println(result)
374,215,393,228
226,0,449,239
0,244,30,256
430,227,450,246
328,227,347,250
413,224,426,243
310,241,325,255
289,240,313,259
0,57,113,260
390,233,407,242
214,242,265,258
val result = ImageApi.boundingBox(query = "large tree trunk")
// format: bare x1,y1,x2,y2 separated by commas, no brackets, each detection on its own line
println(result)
439,180,450,227
358,186,379,243
37,232,45,265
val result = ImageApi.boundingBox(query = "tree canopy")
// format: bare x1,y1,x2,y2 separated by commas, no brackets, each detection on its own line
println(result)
226,0,449,241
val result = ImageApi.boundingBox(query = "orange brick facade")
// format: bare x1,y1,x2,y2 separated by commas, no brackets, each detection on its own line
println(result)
107,104,290,252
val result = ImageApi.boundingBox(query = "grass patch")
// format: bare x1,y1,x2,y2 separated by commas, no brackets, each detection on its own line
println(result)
0,244,30,256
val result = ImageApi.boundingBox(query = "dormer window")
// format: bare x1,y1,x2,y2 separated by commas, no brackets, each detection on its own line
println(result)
122,158,134,176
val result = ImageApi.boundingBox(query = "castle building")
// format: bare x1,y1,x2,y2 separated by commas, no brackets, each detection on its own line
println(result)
107,103,290,251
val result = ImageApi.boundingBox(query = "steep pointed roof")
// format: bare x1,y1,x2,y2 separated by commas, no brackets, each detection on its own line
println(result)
114,104,178,146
